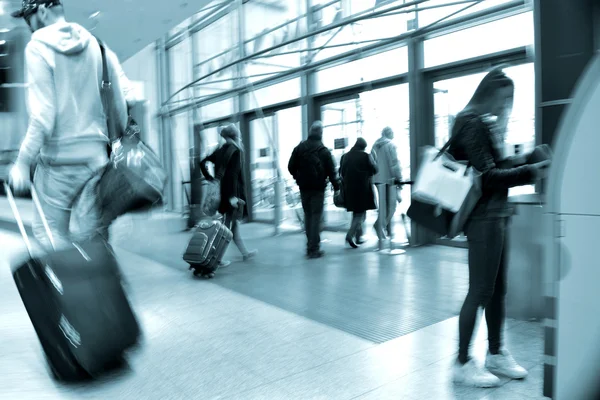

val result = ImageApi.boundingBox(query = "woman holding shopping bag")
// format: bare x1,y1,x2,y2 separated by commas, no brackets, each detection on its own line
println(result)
447,67,550,387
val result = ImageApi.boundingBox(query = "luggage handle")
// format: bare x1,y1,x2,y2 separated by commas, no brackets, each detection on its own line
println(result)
3,182,56,256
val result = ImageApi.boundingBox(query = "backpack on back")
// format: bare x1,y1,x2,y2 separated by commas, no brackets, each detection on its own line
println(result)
297,145,325,185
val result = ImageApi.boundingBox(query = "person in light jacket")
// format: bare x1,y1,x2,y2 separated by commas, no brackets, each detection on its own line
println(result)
339,137,378,248
371,127,403,250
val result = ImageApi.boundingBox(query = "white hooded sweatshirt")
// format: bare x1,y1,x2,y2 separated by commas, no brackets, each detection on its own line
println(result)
16,21,131,166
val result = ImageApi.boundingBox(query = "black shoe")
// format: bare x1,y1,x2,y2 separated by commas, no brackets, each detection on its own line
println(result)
346,236,359,249
355,237,367,245
307,250,325,259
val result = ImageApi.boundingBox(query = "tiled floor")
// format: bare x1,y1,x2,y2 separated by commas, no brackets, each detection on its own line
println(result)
0,217,547,399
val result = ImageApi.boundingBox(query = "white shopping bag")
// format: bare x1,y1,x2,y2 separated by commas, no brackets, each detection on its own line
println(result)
412,147,476,212
408,146,482,238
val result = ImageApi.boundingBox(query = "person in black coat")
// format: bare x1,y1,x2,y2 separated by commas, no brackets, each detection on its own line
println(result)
200,124,257,264
340,137,378,248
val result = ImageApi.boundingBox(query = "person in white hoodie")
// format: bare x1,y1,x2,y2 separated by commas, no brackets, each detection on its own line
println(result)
9,0,132,250
371,127,403,250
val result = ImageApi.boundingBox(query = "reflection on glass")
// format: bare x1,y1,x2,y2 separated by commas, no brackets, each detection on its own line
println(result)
433,63,536,199
311,0,409,62
417,0,516,28
250,107,303,228
423,11,534,68
171,111,191,212
243,0,306,83
245,78,302,111
193,10,239,97
320,84,411,243
315,46,409,94
168,37,193,104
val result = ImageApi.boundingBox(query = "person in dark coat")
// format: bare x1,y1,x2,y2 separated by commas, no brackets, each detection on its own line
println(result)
200,124,257,265
340,137,378,248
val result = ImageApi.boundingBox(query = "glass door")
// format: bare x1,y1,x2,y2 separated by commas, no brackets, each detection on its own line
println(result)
250,114,277,222
319,83,411,243
249,106,303,228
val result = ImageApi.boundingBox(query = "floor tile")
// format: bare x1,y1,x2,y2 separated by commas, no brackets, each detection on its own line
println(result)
234,341,329,382
218,381,295,400
294,329,375,363
267,343,430,399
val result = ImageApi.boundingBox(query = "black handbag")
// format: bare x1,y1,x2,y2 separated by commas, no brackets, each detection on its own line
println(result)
333,182,345,208
96,39,167,222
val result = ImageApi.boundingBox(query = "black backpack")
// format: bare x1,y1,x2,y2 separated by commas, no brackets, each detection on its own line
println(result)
297,145,325,184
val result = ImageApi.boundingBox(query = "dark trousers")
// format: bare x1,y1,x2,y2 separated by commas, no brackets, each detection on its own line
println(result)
458,217,509,364
223,204,249,256
347,212,366,240
300,190,325,254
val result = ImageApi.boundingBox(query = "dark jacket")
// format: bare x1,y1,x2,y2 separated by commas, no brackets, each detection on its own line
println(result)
448,110,536,218
340,146,378,213
200,142,246,215
288,136,340,192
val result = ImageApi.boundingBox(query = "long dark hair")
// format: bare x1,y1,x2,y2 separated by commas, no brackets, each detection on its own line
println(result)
465,66,514,111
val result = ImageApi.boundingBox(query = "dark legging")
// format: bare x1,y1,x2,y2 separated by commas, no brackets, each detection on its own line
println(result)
458,217,509,364
223,206,250,255
347,212,366,240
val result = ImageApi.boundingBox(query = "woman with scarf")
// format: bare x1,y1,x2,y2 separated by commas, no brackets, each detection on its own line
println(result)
200,124,258,265
339,137,378,248
447,67,550,387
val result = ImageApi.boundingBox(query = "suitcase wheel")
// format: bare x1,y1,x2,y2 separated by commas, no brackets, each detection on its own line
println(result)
189,264,215,279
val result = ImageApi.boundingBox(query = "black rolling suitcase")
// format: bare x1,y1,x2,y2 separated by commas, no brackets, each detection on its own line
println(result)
183,218,233,279
5,183,141,381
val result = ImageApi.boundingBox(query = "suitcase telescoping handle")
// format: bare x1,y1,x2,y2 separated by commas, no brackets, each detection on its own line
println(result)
3,182,56,257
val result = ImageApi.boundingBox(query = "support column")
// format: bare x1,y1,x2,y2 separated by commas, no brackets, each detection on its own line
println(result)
157,38,175,211
407,37,435,246
535,1,599,399
535,0,598,149
302,0,318,139
188,17,202,227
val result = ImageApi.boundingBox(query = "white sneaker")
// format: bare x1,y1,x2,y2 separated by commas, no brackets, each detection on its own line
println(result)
485,349,528,379
452,359,501,388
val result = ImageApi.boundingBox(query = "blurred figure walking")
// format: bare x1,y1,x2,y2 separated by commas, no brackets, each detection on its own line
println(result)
200,124,258,265
288,121,340,259
371,127,403,250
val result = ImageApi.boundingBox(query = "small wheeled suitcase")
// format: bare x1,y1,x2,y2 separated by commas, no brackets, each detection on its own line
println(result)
5,183,141,382
183,218,233,279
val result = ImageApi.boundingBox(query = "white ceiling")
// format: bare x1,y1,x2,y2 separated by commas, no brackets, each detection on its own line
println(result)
3,0,214,61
